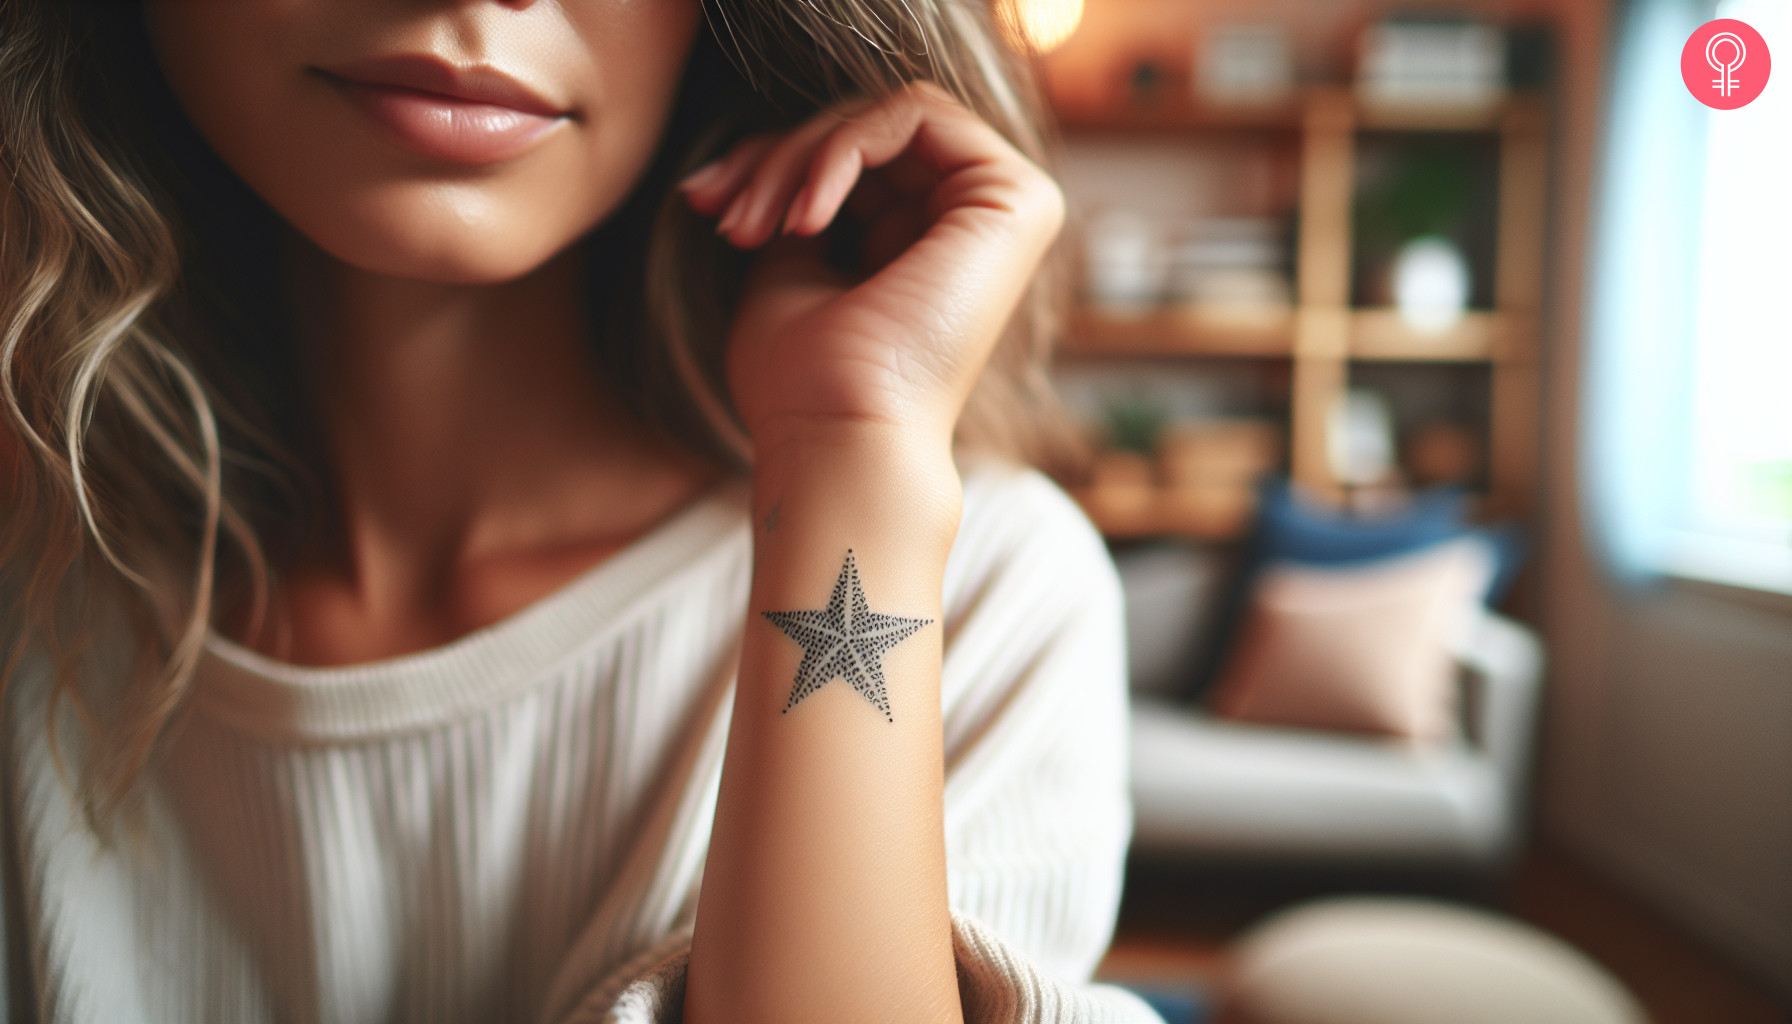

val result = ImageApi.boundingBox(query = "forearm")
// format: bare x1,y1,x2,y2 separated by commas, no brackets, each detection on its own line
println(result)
684,424,965,1024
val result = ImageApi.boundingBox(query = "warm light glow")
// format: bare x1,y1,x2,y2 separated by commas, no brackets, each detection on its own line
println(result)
996,0,1084,54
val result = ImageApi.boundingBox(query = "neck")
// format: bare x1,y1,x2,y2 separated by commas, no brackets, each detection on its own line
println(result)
261,233,716,662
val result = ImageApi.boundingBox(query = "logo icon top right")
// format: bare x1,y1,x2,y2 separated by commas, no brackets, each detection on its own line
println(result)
1682,19,1771,109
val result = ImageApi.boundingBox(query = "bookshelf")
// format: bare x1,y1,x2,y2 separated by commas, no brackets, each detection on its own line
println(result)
1059,86,1549,537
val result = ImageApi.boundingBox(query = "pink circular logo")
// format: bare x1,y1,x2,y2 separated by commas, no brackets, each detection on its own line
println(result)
1682,19,1770,109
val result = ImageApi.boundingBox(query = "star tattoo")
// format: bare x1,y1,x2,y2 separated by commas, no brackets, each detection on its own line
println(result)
761,550,932,722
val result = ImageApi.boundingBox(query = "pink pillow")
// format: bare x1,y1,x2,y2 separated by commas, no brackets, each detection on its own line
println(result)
1209,538,1495,741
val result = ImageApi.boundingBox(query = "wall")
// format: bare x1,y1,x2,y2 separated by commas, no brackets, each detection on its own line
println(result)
1534,0,1792,999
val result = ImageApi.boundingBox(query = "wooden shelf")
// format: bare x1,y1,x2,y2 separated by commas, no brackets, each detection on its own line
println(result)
1064,306,1512,363
1052,88,1542,136
1349,309,1501,361
1063,307,1295,357
1354,97,1508,132
1053,95,1301,133
1072,485,1256,541
1053,77,1548,530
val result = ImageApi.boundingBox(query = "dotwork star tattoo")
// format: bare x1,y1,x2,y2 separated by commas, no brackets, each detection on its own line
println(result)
761,550,932,722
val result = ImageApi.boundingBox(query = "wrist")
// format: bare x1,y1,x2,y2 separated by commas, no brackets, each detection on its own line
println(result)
750,423,963,552
749,405,954,459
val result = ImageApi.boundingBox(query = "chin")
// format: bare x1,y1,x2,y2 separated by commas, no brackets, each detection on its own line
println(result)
286,180,604,285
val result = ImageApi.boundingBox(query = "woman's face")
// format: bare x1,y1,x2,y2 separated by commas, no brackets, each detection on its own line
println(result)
144,0,703,284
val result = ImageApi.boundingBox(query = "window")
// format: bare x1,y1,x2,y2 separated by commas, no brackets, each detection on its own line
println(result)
1664,0,1792,594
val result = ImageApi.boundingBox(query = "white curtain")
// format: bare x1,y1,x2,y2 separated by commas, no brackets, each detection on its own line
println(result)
1579,0,1712,585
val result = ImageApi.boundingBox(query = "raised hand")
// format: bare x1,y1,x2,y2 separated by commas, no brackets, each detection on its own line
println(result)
680,83,1065,1024
678,82,1063,453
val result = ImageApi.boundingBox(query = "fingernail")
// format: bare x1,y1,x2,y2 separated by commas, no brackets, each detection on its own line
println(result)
680,160,725,192
716,197,744,237
782,185,811,236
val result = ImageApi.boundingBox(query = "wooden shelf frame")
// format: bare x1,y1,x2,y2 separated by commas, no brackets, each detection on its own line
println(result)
1349,310,1503,361
1064,307,1519,363
1071,489,1256,542
1052,86,1542,135
1056,86,1550,537
1063,307,1296,357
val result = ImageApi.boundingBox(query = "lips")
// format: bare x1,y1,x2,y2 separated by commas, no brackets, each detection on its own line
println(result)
313,55,573,165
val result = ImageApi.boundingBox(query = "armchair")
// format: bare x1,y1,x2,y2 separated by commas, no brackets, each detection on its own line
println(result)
1128,609,1544,865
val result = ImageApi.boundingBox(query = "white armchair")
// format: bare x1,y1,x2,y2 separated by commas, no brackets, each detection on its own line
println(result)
1116,545,1545,866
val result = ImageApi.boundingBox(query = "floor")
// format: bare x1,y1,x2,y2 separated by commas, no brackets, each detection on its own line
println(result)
1095,846,1791,1024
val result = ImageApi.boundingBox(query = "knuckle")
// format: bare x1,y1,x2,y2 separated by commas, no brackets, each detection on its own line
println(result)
1038,176,1067,229
1012,168,1066,234
893,79,964,117
845,93,923,145
920,80,971,114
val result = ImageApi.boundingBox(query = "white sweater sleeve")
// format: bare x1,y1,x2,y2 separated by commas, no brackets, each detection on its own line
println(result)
558,468,1161,1024
562,913,1162,1024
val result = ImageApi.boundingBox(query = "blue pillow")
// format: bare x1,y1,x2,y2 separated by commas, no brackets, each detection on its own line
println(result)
1115,983,1210,1024
1256,482,1526,601
1256,482,1472,566
1178,478,1526,702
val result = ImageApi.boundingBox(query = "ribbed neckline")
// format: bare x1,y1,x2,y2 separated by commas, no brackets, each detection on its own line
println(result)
193,481,751,744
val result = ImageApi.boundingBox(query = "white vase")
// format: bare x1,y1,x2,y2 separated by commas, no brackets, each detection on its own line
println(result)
1392,236,1471,333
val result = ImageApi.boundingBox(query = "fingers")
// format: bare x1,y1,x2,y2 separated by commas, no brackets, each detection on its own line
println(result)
782,90,948,238
814,84,1056,223
679,134,778,216
715,113,845,247
681,116,861,249
680,82,1061,256
679,93,876,249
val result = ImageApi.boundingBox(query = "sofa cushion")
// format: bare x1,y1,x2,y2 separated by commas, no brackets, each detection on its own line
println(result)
1208,538,1496,741
1183,480,1525,702
1128,697,1509,860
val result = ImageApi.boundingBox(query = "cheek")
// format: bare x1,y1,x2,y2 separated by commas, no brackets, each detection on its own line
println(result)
560,0,708,197
144,0,704,285
144,2,301,182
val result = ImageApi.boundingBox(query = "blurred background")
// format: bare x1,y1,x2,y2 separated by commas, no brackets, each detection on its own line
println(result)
996,0,1791,1020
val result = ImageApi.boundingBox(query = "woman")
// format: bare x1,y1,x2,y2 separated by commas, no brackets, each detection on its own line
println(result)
0,0,1147,1021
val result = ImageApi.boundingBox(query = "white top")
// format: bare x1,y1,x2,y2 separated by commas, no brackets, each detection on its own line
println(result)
0,466,1158,1023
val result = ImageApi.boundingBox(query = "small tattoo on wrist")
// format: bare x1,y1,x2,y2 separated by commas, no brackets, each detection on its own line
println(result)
761,550,931,722
762,501,781,534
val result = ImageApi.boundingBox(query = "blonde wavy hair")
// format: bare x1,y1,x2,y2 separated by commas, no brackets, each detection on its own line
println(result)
0,0,1079,827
